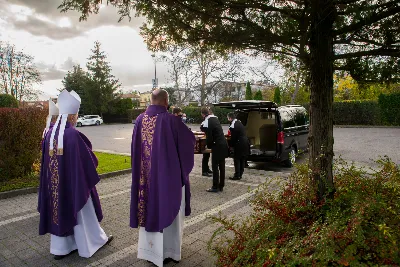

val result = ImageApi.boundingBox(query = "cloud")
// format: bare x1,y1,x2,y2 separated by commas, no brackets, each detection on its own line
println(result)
37,62,66,81
61,57,77,70
2,0,145,40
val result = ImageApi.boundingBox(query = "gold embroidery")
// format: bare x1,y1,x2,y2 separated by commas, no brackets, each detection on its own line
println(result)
49,138,59,225
138,113,157,226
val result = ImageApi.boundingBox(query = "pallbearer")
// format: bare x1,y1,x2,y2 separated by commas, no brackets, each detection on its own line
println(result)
130,89,195,267
37,90,113,260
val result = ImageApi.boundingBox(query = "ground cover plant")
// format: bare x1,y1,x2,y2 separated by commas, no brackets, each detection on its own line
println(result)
208,157,400,266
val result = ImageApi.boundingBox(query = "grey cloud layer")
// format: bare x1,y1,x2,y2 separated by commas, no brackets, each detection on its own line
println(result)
3,0,144,40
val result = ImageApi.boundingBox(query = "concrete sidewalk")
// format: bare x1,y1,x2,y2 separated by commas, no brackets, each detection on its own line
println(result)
0,160,288,267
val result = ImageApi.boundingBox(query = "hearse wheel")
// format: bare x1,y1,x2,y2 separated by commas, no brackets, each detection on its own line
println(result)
77,122,82,127
96,120,100,125
284,147,296,167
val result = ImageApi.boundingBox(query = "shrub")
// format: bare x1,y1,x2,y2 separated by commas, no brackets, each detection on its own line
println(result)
0,108,47,182
127,108,146,122
378,93,400,126
302,100,382,125
209,157,400,266
0,94,18,108
333,100,381,125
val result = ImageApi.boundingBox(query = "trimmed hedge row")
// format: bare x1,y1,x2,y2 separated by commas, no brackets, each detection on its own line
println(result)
0,108,47,182
379,93,400,126
127,107,231,124
126,94,400,126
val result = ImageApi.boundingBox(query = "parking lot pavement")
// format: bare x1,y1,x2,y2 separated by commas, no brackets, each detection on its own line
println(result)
0,157,288,267
80,124,400,167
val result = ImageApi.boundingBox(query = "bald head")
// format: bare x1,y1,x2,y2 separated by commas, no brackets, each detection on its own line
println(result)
151,89,169,107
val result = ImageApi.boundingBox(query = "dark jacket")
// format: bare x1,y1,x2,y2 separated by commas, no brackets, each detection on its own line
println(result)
229,119,250,158
203,116,229,160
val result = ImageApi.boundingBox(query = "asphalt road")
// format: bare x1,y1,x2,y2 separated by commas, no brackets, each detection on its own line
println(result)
79,124,400,167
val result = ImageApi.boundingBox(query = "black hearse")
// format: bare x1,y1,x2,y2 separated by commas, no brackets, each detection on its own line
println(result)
214,100,309,167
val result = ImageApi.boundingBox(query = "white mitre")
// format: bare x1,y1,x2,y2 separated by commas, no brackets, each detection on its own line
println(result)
43,99,59,138
49,90,81,156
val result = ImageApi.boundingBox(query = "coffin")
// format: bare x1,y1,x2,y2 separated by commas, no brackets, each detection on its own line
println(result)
192,131,230,154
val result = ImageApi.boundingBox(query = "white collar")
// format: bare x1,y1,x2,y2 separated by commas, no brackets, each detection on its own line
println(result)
201,114,217,128
230,119,237,128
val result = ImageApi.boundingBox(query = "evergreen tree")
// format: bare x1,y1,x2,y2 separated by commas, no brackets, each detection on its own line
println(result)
273,87,281,105
253,90,263,100
62,65,89,114
86,41,121,116
245,81,252,100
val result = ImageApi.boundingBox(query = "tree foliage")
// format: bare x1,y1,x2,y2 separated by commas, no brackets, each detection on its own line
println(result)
245,81,252,100
0,42,41,101
0,94,18,108
59,0,400,202
253,90,263,100
86,41,121,115
62,64,90,114
274,87,282,105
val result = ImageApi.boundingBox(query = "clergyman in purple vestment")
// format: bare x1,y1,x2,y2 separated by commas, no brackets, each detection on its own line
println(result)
130,89,195,267
38,90,113,261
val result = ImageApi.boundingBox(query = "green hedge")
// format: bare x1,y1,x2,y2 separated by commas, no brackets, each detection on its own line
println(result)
333,100,381,125
379,93,400,126
0,108,47,182
127,95,400,126
303,96,400,126
0,94,18,108
127,106,231,124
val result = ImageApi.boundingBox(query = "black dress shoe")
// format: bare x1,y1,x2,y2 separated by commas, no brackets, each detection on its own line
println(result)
54,249,77,260
207,170,213,174
164,258,180,264
229,176,241,180
206,188,219,193
106,235,114,245
219,188,223,192
202,172,212,177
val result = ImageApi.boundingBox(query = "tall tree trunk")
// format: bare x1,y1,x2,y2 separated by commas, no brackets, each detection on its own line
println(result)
200,56,206,106
308,0,336,201
291,68,301,104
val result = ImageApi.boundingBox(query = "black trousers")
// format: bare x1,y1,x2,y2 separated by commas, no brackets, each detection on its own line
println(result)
212,158,225,190
234,157,246,178
202,153,211,173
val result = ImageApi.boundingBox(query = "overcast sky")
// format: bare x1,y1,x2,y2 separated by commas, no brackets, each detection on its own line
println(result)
0,0,170,99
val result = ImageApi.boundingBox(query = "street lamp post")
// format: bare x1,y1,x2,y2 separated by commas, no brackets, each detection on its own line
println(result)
151,54,157,89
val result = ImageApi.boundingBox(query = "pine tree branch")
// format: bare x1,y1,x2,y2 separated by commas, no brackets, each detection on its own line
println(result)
335,48,400,59
334,5,400,35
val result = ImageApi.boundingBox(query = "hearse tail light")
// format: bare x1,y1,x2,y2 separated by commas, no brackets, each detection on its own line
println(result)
277,131,284,144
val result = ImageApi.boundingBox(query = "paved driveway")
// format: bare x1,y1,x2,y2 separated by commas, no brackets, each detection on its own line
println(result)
79,124,400,167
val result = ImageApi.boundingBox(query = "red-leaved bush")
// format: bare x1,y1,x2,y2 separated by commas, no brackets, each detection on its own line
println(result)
0,108,47,182
208,157,400,266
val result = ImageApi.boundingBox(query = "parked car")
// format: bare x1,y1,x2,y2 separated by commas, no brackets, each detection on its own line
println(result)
214,101,309,167
76,115,103,127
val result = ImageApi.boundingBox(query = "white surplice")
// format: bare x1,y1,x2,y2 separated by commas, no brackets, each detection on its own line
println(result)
50,196,108,258
137,186,185,267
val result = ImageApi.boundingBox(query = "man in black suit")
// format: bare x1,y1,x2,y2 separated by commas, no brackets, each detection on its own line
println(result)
200,118,212,177
201,107,228,193
227,112,249,180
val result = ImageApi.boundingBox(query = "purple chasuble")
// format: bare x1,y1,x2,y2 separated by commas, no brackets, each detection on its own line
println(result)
130,105,195,232
38,122,103,237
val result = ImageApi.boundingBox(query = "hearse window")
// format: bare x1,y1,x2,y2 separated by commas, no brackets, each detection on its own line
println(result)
294,110,306,126
280,110,295,128
261,112,275,120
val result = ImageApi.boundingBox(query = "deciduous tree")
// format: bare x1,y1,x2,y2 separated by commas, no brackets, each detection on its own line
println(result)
59,0,400,200
0,42,41,101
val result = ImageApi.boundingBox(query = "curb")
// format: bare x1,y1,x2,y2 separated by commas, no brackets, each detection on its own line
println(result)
334,125,400,129
0,168,132,200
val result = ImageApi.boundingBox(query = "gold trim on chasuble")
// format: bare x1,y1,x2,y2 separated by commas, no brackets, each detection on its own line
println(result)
49,138,59,225
138,114,158,226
